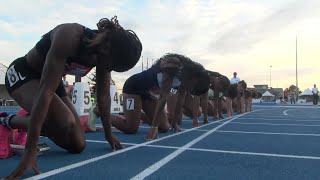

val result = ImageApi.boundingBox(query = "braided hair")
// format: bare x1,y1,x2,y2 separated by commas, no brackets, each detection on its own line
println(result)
153,53,205,79
227,84,238,99
190,70,210,96
153,53,210,96
207,71,230,94
219,75,230,94
238,80,247,89
85,16,142,72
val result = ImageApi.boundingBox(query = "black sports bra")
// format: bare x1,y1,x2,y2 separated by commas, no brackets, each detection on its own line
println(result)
35,26,97,76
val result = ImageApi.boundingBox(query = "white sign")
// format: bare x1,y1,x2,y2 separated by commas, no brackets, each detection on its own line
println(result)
72,82,92,116
72,82,123,115
110,84,123,114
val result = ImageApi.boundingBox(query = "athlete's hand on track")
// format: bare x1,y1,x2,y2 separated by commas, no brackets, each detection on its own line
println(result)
5,146,40,179
203,117,209,124
105,134,123,151
171,122,181,132
192,119,199,127
145,127,158,141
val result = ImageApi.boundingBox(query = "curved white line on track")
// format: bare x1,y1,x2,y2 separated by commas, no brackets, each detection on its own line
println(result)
283,109,293,116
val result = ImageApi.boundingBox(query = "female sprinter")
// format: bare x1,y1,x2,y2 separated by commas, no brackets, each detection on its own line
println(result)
180,72,230,126
105,54,210,140
0,16,142,179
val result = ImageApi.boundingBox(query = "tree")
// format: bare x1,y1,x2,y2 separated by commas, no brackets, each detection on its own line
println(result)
88,69,115,94
288,85,297,92
287,85,301,95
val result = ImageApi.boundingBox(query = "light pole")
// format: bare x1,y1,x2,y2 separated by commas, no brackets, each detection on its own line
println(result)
270,65,272,89
141,56,144,72
296,36,298,100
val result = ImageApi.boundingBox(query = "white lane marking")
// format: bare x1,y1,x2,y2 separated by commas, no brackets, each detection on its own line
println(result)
229,122,320,127
236,117,320,122
87,129,320,143
130,111,256,180
216,130,320,137
25,111,248,180
253,105,319,108
87,139,320,160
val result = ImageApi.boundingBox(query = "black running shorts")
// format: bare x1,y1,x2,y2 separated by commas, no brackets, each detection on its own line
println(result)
5,56,67,97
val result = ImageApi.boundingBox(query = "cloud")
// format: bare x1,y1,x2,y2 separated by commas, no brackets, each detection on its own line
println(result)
0,40,31,61
0,0,320,91
0,1,128,38
209,0,320,55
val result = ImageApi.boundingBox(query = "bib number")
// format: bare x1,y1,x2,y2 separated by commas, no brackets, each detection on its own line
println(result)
72,90,90,105
7,65,20,87
114,92,119,104
84,91,90,105
72,90,78,104
126,98,134,110
170,88,177,94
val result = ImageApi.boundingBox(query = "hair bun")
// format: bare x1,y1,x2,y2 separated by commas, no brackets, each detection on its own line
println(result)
97,16,122,33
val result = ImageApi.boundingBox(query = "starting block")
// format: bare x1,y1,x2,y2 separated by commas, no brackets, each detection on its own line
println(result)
10,143,50,156
72,81,123,116
96,126,104,132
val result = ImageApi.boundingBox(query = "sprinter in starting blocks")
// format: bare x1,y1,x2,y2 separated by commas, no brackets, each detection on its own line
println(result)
0,109,50,158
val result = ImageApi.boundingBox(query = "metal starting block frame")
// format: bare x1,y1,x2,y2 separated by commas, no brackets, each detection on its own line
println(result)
96,126,104,132
10,143,50,156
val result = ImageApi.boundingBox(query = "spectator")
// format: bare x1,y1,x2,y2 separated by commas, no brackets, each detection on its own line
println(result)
279,92,283,104
290,91,296,104
62,75,69,88
312,84,319,106
230,72,240,85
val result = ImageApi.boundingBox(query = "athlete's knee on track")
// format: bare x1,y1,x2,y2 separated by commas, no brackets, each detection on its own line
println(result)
56,114,86,153
68,137,86,154
159,122,170,133
181,109,192,118
159,127,170,133
64,126,86,153
123,126,139,134
111,114,140,134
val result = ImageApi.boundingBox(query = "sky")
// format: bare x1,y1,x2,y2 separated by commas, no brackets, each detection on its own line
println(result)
0,0,319,91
